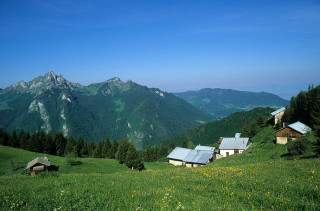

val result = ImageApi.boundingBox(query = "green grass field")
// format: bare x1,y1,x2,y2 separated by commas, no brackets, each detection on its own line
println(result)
0,128,319,210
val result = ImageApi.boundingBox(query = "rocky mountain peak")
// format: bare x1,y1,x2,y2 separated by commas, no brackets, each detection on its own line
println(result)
7,71,82,94
43,71,65,85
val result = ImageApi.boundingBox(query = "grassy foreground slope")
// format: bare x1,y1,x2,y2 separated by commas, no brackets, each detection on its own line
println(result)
0,145,130,175
1,128,320,210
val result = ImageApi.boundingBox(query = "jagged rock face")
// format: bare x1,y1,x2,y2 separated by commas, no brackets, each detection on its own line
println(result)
7,72,82,95
0,72,213,149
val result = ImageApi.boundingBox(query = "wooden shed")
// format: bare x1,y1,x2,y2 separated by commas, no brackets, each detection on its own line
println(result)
276,121,311,144
25,157,50,176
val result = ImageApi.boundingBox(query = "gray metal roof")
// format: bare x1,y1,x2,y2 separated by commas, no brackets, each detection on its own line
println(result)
194,145,215,152
167,147,192,161
219,137,250,150
288,121,312,134
183,150,213,164
271,107,285,115
25,157,50,170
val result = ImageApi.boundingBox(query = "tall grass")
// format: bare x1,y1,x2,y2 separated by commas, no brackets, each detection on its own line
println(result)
1,126,319,211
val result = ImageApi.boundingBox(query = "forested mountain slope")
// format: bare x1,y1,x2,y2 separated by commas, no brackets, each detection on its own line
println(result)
0,72,213,149
174,88,288,118
162,107,274,146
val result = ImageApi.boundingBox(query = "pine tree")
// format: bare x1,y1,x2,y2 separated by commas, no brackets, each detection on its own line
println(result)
81,141,89,157
53,131,67,156
44,133,55,155
0,128,9,146
18,130,27,149
116,139,130,164
187,141,195,149
181,140,187,148
11,130,19,147
28,132,43,153
159,144,168,158
241,122,251,137
125,144,144,170
102,138,111,158
87,141,96,157
65,135,76,156
109,140,118,159
256,115,266,129
169,141,175,149
75,136,85,157
94,141,103,158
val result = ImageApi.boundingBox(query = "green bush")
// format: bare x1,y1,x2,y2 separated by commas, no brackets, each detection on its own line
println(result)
287,138,313,156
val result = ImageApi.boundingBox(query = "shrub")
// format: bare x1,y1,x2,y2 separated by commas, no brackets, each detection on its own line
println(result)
66,152,83,166
287,138,313,156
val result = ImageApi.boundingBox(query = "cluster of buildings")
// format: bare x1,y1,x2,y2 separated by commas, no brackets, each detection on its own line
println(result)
271,107,312,144
167,133,252,168
23,108,312,173
168,107,312,168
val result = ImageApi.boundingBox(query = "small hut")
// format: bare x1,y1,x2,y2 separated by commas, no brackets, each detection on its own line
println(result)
25,157,50,176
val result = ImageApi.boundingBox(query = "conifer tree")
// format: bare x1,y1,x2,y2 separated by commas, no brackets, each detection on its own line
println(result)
187,141,195,149
53,131,66,156
256,115,266,129
181,140,187,148
75,136,85,157
169,140,175,149
18,130,28,150
116,139,130,164
0,128,9,146
102,137,111,158
44,133,55,155
87,141,95,157
109,139,118,159
28,132,43,153
65,135,76,155
11,130,19,147
94,141,103,158
125,143,144,170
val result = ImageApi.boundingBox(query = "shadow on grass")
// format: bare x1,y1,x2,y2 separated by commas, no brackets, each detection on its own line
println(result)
48,165,59,171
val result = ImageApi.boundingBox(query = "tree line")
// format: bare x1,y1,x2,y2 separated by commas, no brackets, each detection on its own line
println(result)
283,85,320,138
0,128,145,170
241,115,267,138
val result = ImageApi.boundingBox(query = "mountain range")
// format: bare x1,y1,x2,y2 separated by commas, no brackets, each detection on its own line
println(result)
174,88,288,119
0,72,213,149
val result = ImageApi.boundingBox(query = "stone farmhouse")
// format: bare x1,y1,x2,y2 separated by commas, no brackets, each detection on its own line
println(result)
25,157,50,176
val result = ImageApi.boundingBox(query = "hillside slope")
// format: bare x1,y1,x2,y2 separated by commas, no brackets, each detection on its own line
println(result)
174,88,288,118
0,145,130,176
1,129,319,210
0,72,213,149
162,107,274,146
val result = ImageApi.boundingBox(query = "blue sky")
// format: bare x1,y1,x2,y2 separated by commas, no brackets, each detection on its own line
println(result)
0,0,319,99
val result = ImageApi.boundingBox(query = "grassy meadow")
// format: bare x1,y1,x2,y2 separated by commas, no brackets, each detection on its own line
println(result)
0,127,320,210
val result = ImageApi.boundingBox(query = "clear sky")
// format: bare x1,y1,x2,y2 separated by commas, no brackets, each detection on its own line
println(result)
0,0,319,99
